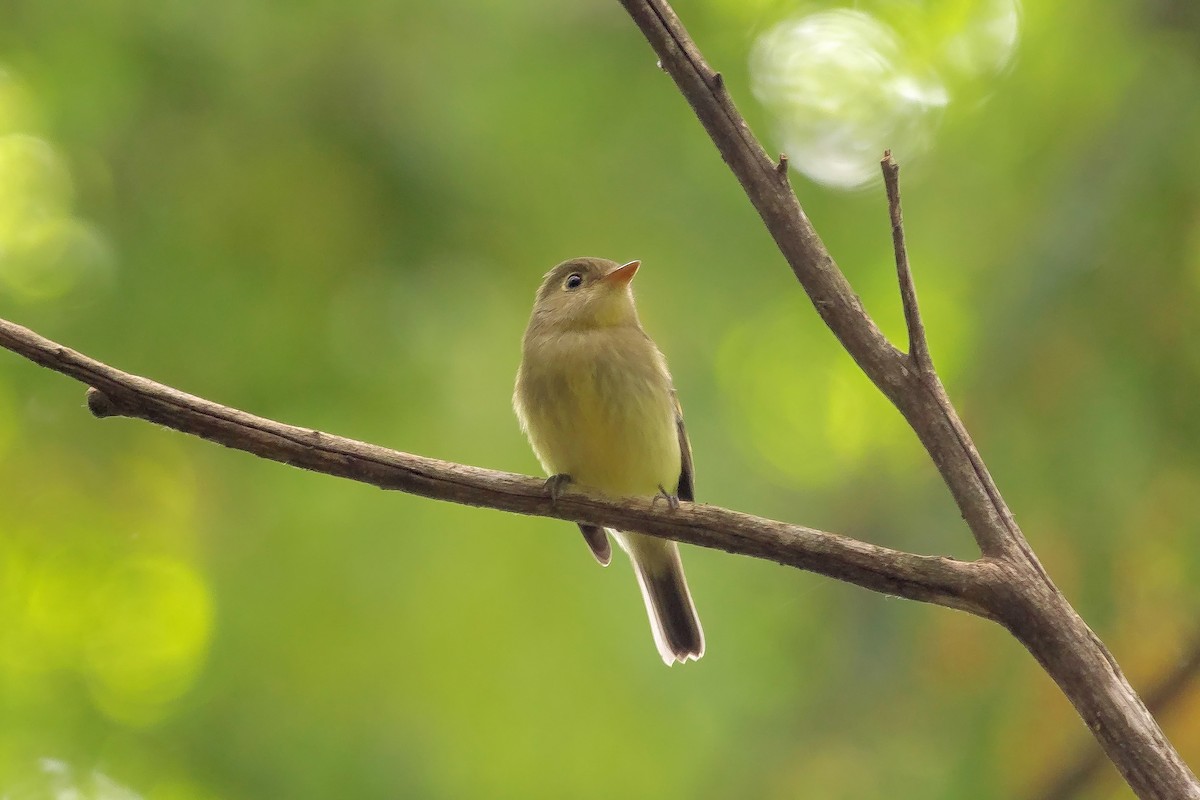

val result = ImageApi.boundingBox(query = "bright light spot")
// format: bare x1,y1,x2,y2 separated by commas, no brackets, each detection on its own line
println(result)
27,544,99,661
751,10,947,189
0,215,112,302
715,300,925,486
940,0,1021,81
92,770,145,800
0,133,72,223
0,70,113,303
715,304,836,486
40,756,71,775
83,557,213,727
14,758,148,800
750,3,1021,189
826,364,870,463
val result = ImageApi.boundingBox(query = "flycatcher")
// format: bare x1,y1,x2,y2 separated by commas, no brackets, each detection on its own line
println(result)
513,256,704,665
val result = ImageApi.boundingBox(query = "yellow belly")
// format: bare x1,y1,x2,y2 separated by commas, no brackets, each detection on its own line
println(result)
516,331,681,498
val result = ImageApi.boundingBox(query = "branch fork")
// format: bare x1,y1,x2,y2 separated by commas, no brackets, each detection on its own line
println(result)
615,2,1195,797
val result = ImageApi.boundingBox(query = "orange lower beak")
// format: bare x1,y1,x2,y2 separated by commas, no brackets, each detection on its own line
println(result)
603,260,640,286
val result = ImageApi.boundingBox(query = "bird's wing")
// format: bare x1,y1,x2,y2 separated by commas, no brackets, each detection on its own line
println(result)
578,524,612,566
672,390,695,502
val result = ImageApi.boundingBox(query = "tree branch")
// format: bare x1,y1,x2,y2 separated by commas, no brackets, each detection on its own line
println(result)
616,0,1199,798
881,150,931,372
1032,632,1200,800
0,316,989,616
617,0,1017,561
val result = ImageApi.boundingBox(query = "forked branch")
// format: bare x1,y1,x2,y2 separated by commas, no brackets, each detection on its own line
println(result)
616,0,1198,797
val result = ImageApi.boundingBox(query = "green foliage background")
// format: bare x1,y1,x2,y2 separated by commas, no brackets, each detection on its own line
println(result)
2,0,1199,797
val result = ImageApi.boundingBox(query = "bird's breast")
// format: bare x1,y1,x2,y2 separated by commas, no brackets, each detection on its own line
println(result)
516,330,680,497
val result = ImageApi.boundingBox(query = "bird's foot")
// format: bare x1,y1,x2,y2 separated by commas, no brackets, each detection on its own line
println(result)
653,485,681,511
545,473,574,503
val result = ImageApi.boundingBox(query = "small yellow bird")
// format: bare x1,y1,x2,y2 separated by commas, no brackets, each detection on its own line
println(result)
513,256,704,665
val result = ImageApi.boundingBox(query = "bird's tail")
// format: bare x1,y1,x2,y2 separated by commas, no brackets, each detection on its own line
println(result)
618,532,705,665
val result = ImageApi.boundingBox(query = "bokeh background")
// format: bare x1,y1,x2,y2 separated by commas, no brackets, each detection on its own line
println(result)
2,0,1199,797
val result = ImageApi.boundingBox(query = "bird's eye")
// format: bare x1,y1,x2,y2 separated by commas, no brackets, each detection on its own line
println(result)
564,273,584,290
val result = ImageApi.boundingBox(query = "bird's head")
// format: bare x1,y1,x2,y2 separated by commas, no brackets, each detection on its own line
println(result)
529,257,641,332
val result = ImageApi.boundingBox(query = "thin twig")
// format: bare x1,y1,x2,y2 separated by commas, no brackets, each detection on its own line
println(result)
881,151,931,372
0,316,991,615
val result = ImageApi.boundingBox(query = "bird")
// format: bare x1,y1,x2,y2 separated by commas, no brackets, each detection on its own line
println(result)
513,256,704,665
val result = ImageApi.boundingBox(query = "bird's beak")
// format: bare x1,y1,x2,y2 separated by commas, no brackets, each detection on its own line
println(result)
603,260,640,286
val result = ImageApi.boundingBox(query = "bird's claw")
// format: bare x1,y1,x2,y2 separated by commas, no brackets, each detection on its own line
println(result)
653,485,681,511
545,473,573,503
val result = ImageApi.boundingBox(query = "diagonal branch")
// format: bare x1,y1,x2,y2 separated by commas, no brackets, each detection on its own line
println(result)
617,0,1017,561
616,1,1199,798
0,316,990,616
1032,632,1200,800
